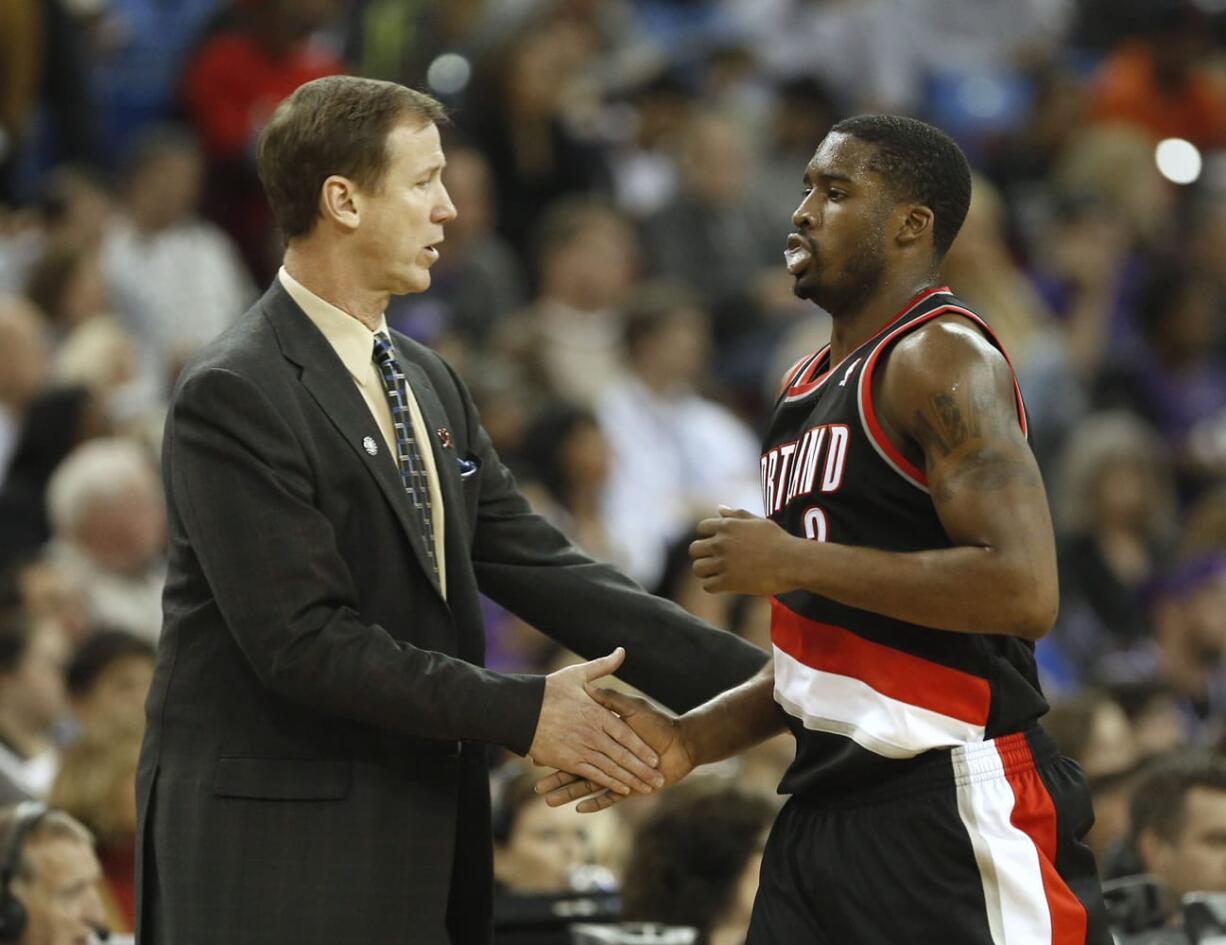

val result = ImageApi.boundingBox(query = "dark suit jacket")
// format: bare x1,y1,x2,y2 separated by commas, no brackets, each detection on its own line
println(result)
135,281,767,945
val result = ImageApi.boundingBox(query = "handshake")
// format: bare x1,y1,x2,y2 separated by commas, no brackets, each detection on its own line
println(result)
525,647,697,814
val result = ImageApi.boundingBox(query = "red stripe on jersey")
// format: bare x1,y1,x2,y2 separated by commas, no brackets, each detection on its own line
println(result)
858,303,1030,490
771,599,991,725
781,347,831,401
995,734,1089,944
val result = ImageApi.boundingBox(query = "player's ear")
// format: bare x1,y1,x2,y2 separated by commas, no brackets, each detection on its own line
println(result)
896,204,933,249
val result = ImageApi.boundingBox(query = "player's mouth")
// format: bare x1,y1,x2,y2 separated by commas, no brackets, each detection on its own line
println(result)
423,239,443,263
785,233,815,275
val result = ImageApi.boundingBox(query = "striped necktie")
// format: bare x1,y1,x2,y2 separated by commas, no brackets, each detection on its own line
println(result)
372,332,437,577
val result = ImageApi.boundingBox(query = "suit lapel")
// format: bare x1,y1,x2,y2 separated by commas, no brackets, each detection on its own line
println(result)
261,283,446,602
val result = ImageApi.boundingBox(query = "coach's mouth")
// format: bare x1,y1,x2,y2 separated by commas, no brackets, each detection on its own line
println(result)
785,233,814,275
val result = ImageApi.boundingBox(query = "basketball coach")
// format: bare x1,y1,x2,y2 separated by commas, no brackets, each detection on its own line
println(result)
134,76,767,945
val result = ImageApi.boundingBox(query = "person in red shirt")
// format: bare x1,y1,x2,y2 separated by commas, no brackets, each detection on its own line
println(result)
181,0,346,280
1091,7,1226,149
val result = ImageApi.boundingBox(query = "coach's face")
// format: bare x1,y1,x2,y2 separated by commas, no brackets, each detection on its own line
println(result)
355,120,456,295
786,133,894,313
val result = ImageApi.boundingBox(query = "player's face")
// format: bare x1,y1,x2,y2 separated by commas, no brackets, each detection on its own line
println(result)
786,133,894,315
356,120,456,295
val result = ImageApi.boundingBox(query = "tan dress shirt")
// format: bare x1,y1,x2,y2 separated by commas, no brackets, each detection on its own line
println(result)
278,267,447,596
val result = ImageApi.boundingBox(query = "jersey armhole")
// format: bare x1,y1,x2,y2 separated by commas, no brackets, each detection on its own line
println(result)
856,305,1030,493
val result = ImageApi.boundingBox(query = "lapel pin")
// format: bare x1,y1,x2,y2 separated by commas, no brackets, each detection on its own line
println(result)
436,427,453,449
362,436,379,456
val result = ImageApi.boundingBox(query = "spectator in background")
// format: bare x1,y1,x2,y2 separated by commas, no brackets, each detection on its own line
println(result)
495,198,639,407
754,78,837,245
643,111,778,348
1127,265,1226,498
942,175,1087,475
0,0,42,203
469,17,612,256
36,166,114,256
0,387,108,574
517,403,634,577
386,145,525,352
1128,752,1226,925
0,557,88,647
1044,689,1140,861
86,0,224,163
607,70,691,221
1051,125,1175,256
598,282,762,587
0,804,108,945
492,765,594,896
0,611,69,803
1091,3,1226,149
1101,556,1226,746
1046,412,1177,688
1027,192,1144,379
0,298,50,487
181,0,345,279
102,125,254,392
44,439,165,642
48,724,143,933
23,241,111,336
620,784,774,945
65,631,153,741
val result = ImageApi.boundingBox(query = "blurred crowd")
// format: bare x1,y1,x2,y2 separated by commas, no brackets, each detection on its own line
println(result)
1,0,1225,940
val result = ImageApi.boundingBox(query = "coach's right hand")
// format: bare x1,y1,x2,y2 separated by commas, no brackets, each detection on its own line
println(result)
527,647,666,798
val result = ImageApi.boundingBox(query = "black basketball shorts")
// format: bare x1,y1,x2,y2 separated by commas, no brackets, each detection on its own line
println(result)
747,727,1113,944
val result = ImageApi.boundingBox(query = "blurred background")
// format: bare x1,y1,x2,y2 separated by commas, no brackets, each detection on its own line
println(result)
0,0,1225,940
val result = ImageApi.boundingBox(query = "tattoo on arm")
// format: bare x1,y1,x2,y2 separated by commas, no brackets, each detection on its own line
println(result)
914,392,991,457
933,448,1039,503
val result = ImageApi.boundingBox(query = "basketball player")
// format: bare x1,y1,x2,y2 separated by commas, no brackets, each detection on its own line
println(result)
540,115,1112,944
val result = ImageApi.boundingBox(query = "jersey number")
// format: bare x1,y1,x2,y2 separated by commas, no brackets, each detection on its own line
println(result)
802,506,828,542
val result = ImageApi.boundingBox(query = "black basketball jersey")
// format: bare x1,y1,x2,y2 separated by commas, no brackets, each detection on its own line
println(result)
762,286,1049,797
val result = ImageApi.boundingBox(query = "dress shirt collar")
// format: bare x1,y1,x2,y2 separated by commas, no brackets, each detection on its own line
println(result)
278,266,388,386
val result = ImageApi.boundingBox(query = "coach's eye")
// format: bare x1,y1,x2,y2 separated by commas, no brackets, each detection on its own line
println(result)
828,189,846,202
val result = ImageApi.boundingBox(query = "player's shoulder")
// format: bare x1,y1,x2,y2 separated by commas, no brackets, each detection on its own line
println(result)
884,301,1008,386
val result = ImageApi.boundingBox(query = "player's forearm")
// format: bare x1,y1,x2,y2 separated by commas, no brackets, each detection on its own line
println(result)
678,663,786,767
782,538,1056,640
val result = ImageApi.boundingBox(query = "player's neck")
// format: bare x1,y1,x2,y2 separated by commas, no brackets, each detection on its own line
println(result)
827,274,938,365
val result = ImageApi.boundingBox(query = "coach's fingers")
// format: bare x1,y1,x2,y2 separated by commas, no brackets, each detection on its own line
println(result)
691,556,722,579
694,517,722,539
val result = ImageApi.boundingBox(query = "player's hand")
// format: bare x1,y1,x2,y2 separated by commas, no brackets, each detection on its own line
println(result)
527,648,665,799
536,688,695,812
689,506,802,596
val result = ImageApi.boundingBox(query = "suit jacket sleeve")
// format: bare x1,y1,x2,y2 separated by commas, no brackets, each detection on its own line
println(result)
446,364,770,714
167,365,544,751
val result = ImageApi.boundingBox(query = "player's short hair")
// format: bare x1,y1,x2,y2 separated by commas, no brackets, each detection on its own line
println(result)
1130,751,1226,846
830,114,972,259
257,76,447,241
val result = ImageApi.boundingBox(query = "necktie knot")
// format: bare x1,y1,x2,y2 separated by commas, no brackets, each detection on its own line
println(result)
372,331,395,366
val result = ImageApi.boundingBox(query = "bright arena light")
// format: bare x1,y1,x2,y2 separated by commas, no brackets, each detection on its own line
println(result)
426,53,471,96
1155,138,1202,185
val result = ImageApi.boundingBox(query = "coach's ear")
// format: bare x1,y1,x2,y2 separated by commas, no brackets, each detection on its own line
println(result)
320,175,361,232
895,204,934,249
